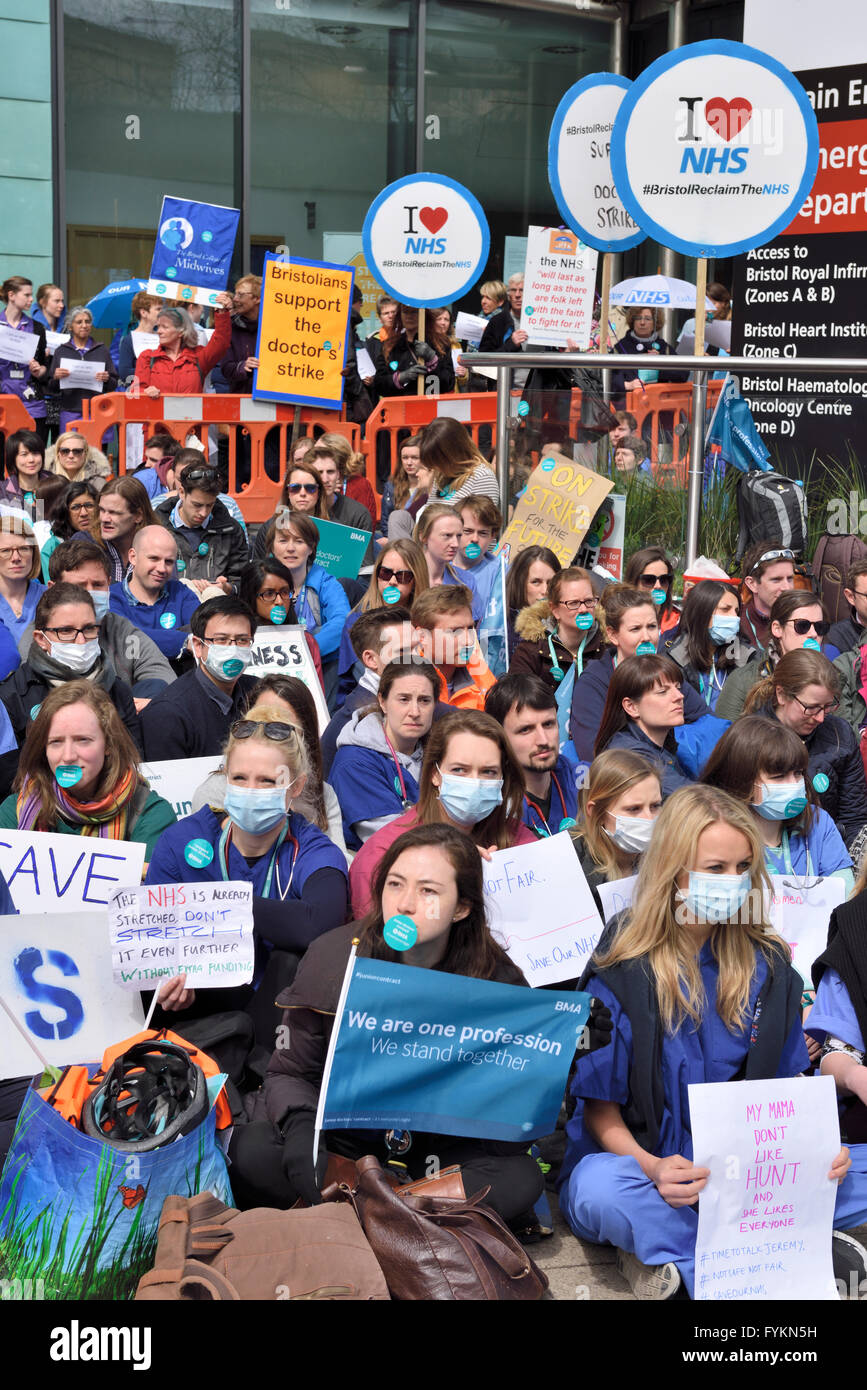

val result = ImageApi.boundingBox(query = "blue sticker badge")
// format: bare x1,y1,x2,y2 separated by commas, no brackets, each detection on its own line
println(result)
198,542,209,557
575,612,594,630
29,704,41,721
383,914,418,951
651,588,667,606
55,764,83,789
812,772,830,794
323,340,331,350
635,641,657,656
550,664,564,683
559,817,577,831
540,457,556,472
269,605,288,625
177,558,186,572
803,638,821,652
382,585,401,606
464,542,482,560
517,401,529,417
221,657,244,679
389,360,398,370
184,838,214,868
160,612,177,629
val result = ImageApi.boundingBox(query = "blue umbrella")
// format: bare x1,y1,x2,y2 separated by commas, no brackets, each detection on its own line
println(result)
84,278,149,329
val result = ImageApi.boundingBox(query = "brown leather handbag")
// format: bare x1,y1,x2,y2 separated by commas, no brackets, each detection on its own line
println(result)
322,1154,549,1301
135,1191,390,1301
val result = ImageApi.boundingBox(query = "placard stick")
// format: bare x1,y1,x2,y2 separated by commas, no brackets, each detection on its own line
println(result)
599,252,612,354
416,306,426,396
693,256,708,359
0,991,58,1078
142,979,164,1032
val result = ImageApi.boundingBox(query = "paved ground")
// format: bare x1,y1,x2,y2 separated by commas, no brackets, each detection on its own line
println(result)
531,1193,636,1301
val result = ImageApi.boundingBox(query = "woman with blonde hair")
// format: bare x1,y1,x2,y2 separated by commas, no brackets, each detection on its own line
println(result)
45,430,112,490
335,539,429,701
570,750,663,908
558,782,865,1301
418,416,500,507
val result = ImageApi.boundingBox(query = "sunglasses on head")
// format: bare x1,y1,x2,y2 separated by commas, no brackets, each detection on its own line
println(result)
230,720,299,742
181,466,219,487
752,548,795,570
638,572,671,588
789,618,830,636
379,565,413,585
287,482,319,494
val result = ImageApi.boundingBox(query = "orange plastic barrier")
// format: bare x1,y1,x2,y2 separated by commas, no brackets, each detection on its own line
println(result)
0,395,38,441
569,379,723,485
72,394,361,523
362,392,500,481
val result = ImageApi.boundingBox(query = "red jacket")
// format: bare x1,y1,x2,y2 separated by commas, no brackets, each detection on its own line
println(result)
134,309,232,394
347,474,377,526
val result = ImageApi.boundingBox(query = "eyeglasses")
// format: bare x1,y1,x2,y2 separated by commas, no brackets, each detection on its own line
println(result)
751,548,795,570
789,693,839,717
257,588,291,603
230,720,298,742
789,618,830,636
287,482,319,495
0,543,35,559
558,597,596,612
58,447,85,457
180,467,219,487
41,623,100,641
201,634,253,649
638,572,671,588
379,565,413,585
69,500,95,512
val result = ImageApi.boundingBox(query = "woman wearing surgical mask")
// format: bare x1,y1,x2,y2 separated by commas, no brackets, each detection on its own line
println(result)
570,750,663,912
595,655,692,800
0,585,142,786
663,580,756,712
0,680,173,854
558,783,864,1302
348,709,533,918
701,715,854,894
624,547,679,637
145,708,349,1020
743,650,867,848
716,591,831,722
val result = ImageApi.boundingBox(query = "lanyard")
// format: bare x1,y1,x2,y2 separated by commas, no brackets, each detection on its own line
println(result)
383,730,411,809
294,584,311,630
218,819,298,900
525,773,566,838
763,828,813,883
699,662,724,707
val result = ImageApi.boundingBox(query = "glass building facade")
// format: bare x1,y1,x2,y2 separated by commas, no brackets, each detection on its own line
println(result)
1,0,743,318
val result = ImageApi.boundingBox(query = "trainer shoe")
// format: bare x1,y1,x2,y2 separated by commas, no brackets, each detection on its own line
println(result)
832,1232,867,1297
616,1247,682,1300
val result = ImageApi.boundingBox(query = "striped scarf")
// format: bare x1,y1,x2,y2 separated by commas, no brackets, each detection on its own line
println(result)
17,767,138,839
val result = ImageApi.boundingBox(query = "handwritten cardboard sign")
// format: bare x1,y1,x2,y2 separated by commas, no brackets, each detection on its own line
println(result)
0,910,144,1078
0,830,145,913
690,1076,840,1301
482,832,604,986
109,881,254,990
249,625,329,732
496,448,612,568
768,875,845,983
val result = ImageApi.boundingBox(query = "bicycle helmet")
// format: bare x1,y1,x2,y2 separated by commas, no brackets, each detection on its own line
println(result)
81,1040,209,1152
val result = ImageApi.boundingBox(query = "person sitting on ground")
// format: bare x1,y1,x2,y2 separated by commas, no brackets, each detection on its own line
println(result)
45,430,112,491
594,654,692,799
377,434,424,541
569,750,663,913
32,539,177,702
330,660,439,850
485,674,579,837
613,435,652,484
229,823,549,1224
411,585,495,711
452,495,502,612
414,503,483,621
743,648,867,848
251,459,328,563
323,606,417,776
512,566,606,693
0,583,142,794
418,415,501,508
3,429,52,508
190,673,346,856
701,714,854,894
145,707,349,1026
661,579,756,712
154,454,248,595
109,524,200,666
39,480,101,580
624,546,680,637
130,432,182,500
557,783,864,1302
349,708,534,918
826,558,867,662
0,515,45,649
236,557,324,687
98,476,158,585
716,589,830,722
505,545,561,656
738,540,796,653
335,540,429,702
312,433,376,537
569,586,706,764
138,595,258,761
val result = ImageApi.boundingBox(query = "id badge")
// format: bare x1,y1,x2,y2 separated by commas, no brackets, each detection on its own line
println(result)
9,370,24,380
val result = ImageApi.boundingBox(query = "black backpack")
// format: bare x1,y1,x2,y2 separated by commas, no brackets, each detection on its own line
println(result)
736,471,808,561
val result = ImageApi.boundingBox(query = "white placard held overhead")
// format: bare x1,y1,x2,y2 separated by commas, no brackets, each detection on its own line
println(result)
363,173,490,308
548,73,645,253
520,227,598,348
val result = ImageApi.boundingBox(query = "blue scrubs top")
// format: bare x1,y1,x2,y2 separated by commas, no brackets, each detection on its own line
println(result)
521,753,579,836
329,745,421,852
0,580,44,648
559,943,809,1188
762,808,852,880
807,968,865,1053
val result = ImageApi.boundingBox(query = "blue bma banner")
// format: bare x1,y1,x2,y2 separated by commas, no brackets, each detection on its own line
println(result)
320,957,590,1143
148,196,240,308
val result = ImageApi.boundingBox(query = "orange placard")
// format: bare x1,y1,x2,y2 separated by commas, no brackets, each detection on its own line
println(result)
253,253,354,409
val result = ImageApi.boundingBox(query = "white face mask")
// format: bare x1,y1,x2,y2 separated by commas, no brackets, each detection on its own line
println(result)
609,815,655,854
199,642,254,682
49,638,100,674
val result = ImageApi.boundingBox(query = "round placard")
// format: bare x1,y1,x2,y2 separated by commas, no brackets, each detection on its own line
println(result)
362,173,490,309
548,73,646,253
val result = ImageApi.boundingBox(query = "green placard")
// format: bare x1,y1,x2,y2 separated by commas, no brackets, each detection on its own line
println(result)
312,515,371,579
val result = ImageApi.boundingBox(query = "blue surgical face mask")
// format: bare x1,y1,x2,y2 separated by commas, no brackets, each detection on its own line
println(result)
678,870,752,923
709,614,740,645
436,768,503,826
223,784,290,836
88,589,110,622
752,778,807,821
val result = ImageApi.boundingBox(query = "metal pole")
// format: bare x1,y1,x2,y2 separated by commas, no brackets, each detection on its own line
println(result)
50,0,67,294
660,1,687,342
685,368,707,569
496,368,511,510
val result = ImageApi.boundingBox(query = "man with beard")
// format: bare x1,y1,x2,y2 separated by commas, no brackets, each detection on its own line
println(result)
485,674,578,836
